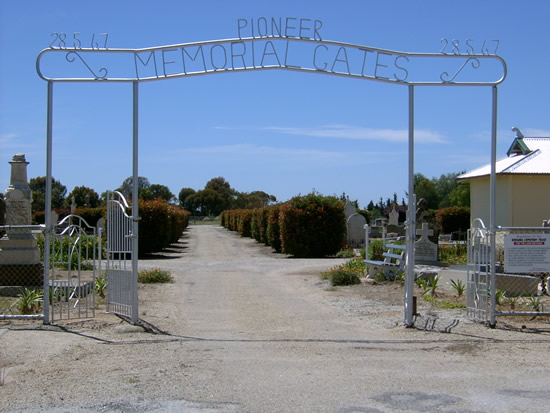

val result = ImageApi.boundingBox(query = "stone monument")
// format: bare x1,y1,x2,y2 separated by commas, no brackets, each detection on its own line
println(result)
344,199,367,248
346,213,367,248
0,154,42,286
415,222,438,264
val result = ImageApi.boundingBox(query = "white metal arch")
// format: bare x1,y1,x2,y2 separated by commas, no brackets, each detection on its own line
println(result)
37,35,507,326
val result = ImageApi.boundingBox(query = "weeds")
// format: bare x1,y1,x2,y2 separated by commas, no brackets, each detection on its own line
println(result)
138,268,174,284
528,296,542,312
495,289,506,306
329,269,362,286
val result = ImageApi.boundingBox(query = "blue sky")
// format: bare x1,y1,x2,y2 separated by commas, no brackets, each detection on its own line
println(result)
1,0,550,209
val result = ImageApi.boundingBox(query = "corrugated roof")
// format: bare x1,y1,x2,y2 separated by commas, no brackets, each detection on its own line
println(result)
458,137,550,179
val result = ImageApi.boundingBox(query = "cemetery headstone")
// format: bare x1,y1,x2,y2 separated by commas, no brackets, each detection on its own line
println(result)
346,213,367,248
0,154,42,286
388,207,399,226
344,198,356,220
415,222,438,264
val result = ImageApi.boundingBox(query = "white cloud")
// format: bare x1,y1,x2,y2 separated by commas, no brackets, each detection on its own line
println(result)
264,124,447,143
524,128,550,137
184,143,401,166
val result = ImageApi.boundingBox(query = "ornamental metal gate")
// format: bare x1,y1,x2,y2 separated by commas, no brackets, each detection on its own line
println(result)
50,214,99,322
106,191,138,323
466,218,490,322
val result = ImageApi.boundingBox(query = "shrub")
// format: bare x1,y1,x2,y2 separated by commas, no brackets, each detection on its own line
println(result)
368,240,385,261
329,269,362,286
237,209,253,237
266,204,282,252
138,268,174,283
436,207,470,235
279,193,345,258
138,199,189,256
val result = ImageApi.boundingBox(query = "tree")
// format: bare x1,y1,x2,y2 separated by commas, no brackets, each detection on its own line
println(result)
29,176,67,214
204,177,236,212
64,186,99,209
188,188,225,216
447,181,470,207
178,187,196,209
142,184,175,202
415,178,439,209
118,176,151,199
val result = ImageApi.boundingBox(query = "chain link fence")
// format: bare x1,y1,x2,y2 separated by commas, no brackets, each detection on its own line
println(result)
0,225,45,318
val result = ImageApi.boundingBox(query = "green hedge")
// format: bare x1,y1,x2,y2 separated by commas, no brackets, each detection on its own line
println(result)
279,194,345,258
138,199,190,256
266,204,282,252
221,194,345,258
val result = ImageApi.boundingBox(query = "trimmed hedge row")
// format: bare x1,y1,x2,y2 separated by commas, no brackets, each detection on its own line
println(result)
32,201,190,257
139,199,190,256
221,194,346,258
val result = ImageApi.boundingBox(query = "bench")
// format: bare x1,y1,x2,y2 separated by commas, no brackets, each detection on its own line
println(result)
364,243,406,278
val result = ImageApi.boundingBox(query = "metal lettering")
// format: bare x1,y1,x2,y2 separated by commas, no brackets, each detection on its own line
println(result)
331,46,350,74
181,45,207,74
231,42,247,69
313,20,323,41
284,40,300,69
271,17,282,37
260,41,281,67
394,55,409,82
313,44,328,71
210,44,228,70
237,18,247,39
257,17,268,38
38,36,506,85
299,18,311,39
161,48,177,77
374,51,391,80
285,17,297,38
360,48,374,77
134,51,158,79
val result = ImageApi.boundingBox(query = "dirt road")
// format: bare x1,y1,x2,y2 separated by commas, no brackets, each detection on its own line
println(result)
1,225,549,412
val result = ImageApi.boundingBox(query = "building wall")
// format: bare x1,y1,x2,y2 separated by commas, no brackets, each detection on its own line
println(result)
469,175,550,227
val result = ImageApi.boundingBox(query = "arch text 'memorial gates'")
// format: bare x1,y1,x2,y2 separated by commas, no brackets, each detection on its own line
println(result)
36,17,507,326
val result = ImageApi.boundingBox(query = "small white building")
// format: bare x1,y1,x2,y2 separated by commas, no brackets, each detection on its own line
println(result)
458,128,550,227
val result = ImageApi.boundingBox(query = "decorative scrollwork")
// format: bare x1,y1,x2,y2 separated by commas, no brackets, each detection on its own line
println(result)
440,57,480,83
65,51,108,80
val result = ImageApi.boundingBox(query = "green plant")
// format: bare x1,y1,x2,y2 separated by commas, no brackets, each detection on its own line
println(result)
368,240,385,261
279,193,345,258
335,249,355,258
505,295,520,311
12,289,43,314
138,268,174,284
495,289,506,306
424,275,440,297
343,258,367,276
449,279,466,298
95,275,107,298
329,269,361,286
527,296,542,312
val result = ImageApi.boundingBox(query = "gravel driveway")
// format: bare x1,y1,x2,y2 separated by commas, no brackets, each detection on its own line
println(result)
1,225,549,412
